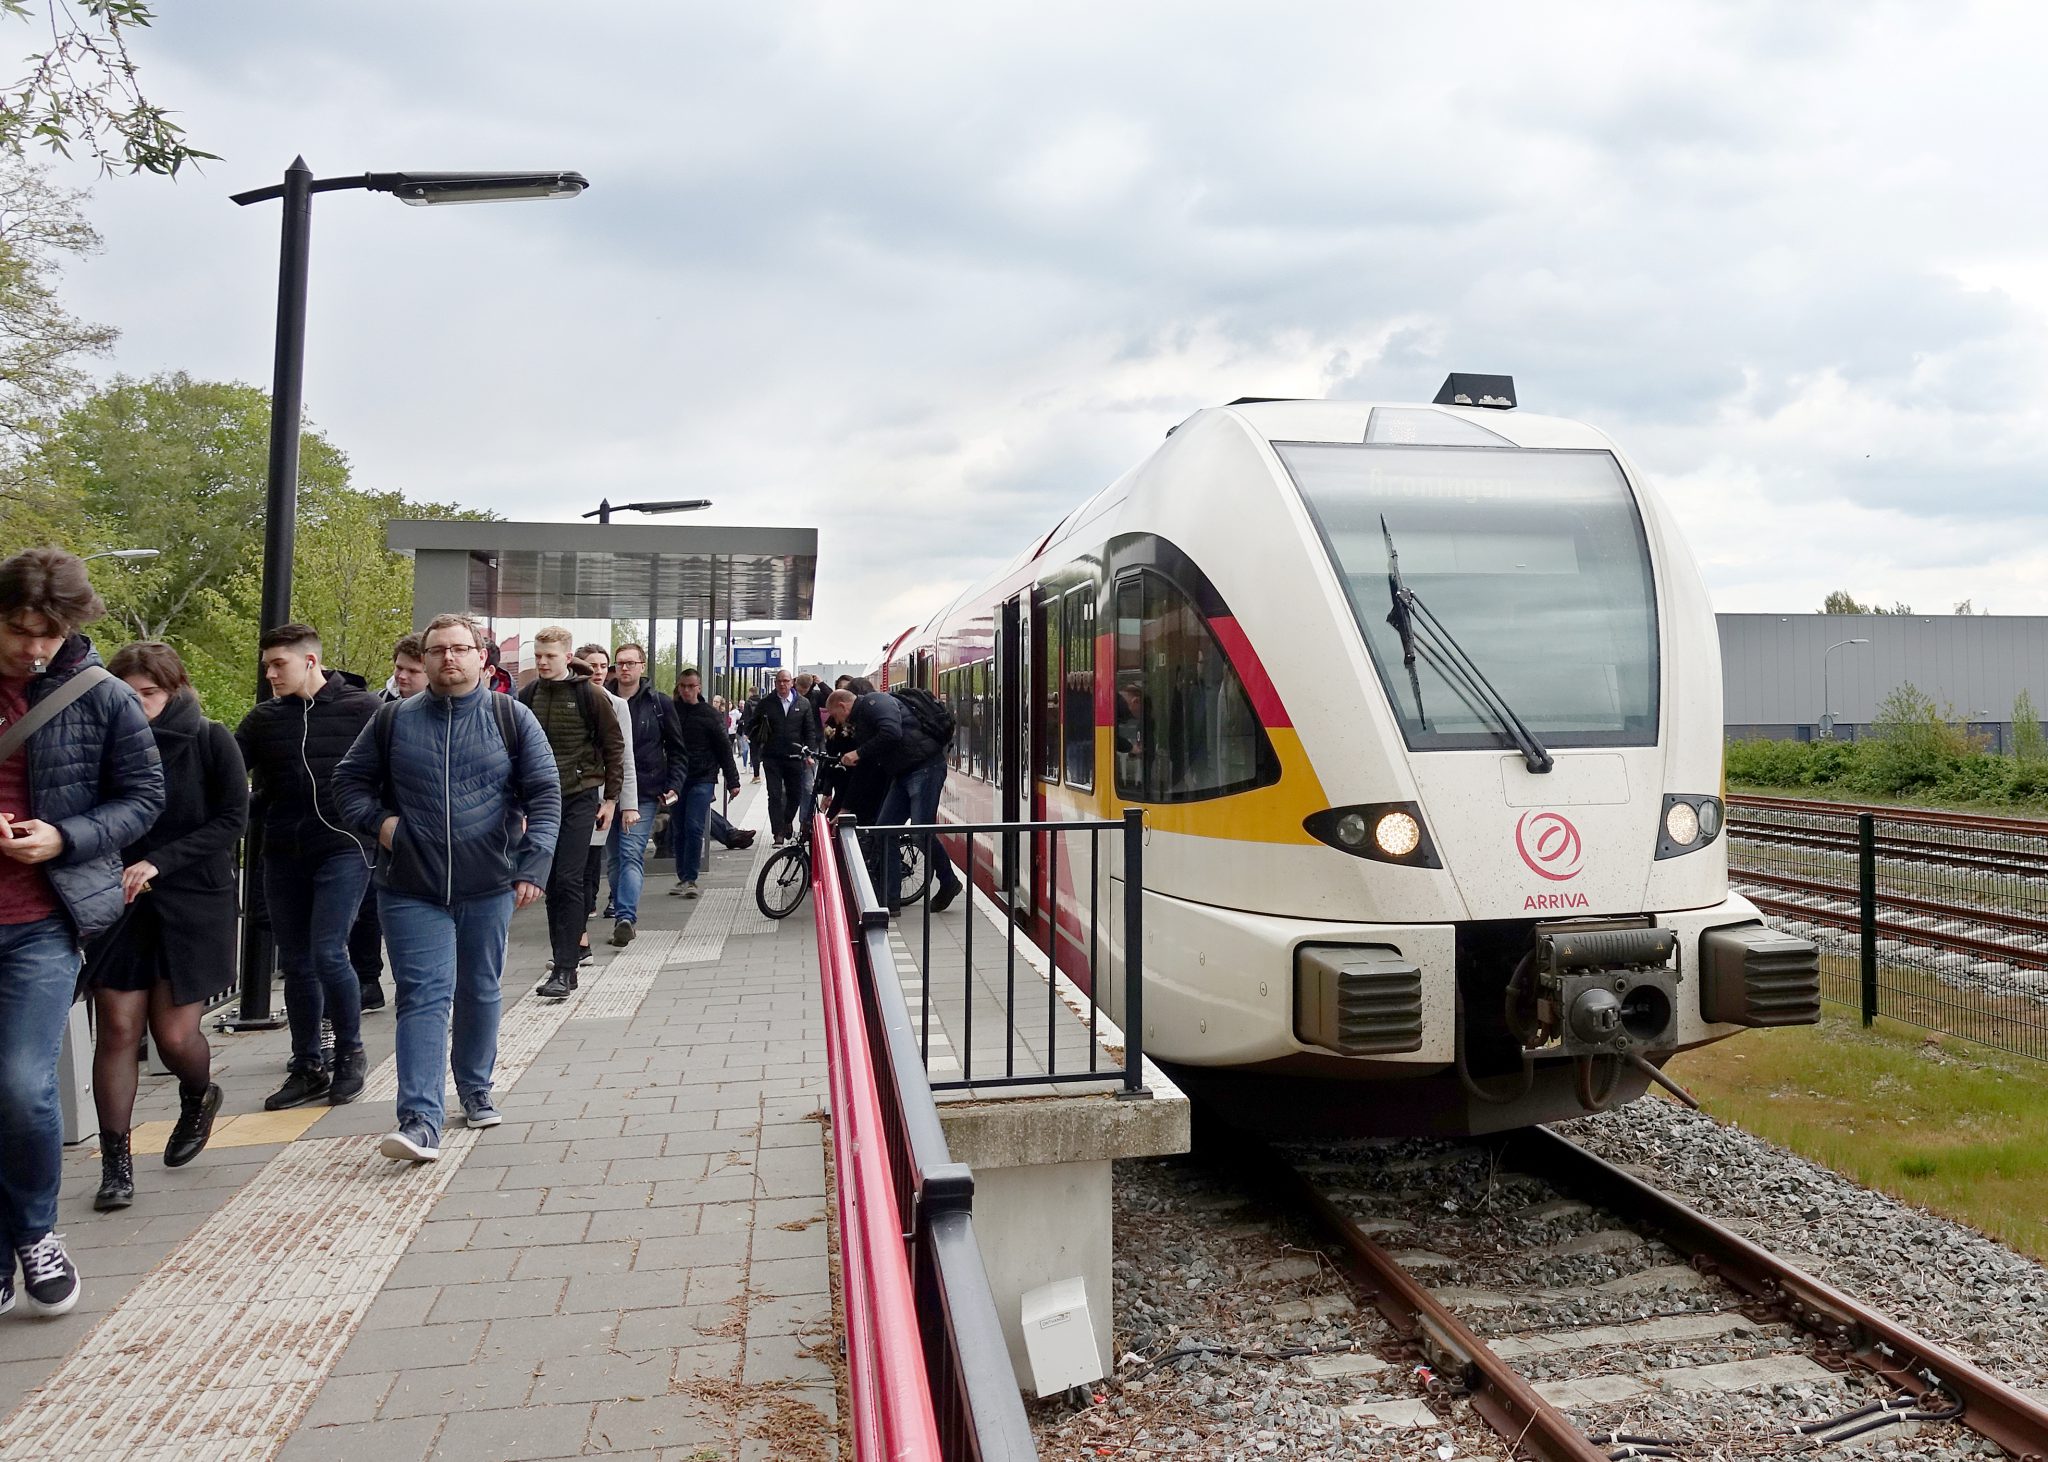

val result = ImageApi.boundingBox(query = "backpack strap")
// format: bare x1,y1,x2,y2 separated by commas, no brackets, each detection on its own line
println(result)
0,665,112,768
490,689,520,756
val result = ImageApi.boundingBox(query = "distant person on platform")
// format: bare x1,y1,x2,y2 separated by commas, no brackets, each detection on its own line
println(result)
354,632,427,1015
742,667,821,845
88,641,246,1212
668,666,741,899
0,548,164,1319
573,644,636,966
519,626,624,1000
235,623,380,1113
607,643,691,944
334,612,560,1163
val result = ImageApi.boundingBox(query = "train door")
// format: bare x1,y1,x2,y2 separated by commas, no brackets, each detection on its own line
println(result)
996,594,1028,906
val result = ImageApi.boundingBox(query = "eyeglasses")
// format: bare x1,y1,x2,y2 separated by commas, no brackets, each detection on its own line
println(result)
423,644,481,659
616,658,645,668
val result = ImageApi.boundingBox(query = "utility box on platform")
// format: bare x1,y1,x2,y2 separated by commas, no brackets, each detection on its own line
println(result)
1020,1276,1103,1396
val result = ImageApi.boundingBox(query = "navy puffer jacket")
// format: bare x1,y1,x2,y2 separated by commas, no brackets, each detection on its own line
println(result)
332,680,562,904
19,635,166,941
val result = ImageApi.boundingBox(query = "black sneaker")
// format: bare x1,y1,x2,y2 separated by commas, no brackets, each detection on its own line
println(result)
930,882,961,913
163,1083,222,1169
15,1233,80,1316
536,973,572,1000
608,918,635,947
328,1047,368,1106
0,1265,13,1317
359,980,386,1013
378,1118,441,1163
263,1064,331,1111
577,946,594,967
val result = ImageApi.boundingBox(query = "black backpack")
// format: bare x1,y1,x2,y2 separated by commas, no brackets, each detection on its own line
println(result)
892,685,955,748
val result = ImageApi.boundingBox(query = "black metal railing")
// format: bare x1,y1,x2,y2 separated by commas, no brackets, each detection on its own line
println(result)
1727,795,2048,1061
831,818,1038,1461
853,808,1146,1095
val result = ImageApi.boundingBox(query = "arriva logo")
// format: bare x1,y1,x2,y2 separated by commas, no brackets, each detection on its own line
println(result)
1514,810,1583,882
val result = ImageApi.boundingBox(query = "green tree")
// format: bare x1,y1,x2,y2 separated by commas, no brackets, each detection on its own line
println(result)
2015,690,2045,763
0,2,213,176
1821,590,1867,614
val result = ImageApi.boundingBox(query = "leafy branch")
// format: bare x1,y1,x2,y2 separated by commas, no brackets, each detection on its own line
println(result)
0,1,214,176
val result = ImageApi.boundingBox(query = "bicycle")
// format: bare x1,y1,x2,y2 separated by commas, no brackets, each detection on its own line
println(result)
755,764,937,920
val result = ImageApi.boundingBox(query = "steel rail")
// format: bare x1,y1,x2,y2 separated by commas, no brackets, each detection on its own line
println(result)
1256,1142,1609,1462
1730,822,2048,880
1508,1127,2048,1462
1741,888,2048,970
1730,863,2048,948
1729,794,2048,837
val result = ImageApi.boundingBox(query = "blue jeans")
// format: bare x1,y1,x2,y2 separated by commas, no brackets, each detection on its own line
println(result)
606,796,659,925
880,757,961,907
0,916,81,1249
266,850,372,1071
379,887,515,1135
675,777,718,883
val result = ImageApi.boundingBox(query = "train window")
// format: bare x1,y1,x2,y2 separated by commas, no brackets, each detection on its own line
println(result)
1279,442,1659,750
1036,590,1061,781
1063,586,1094,789
1114,572,1277,803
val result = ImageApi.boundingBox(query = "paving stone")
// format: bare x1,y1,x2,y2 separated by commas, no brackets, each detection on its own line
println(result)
587,1393,726,1452
636,1229,755,1271
278,1412,443,1462
380,1357,538,1417
333,1321,485,1375
509,1239,637,1281
527,1348,680,1406
298,1370,393,1428
425,1276,569,1324
615,1306,740,1352
464,1212,594,1249
750,1255,832,1297
430,1401,597,1459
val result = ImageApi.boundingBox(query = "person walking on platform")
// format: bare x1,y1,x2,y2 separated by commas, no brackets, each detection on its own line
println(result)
352,633,427,1015
875,685,963,914
520,627,623,1000
668,666,741,899
334,612,560,1163
573,645,636,965
608,644,684,944
87,642,245,1211
0,549,164,1318
742,668,820,845
236,624,380,1112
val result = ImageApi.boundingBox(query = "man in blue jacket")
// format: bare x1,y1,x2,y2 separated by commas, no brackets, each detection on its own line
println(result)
0,549,164,1317
334,612,561,1163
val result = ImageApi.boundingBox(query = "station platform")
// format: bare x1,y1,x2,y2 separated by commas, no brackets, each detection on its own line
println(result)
0,784,842,1462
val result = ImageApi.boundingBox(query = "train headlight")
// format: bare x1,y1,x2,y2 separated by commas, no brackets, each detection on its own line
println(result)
1655,794,1722,860
1304,802,1441,868
1374,811,1421,857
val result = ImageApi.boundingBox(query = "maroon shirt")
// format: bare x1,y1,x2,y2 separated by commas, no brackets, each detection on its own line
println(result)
0,676,59,924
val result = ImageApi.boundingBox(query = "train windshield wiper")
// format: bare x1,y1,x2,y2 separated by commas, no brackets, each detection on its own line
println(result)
1380,516,1554,774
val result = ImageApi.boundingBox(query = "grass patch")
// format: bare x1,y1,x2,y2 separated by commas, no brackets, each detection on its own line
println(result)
1665,1011,2048,1262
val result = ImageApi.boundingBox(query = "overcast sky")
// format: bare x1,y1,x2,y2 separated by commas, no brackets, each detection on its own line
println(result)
36,2,2048,661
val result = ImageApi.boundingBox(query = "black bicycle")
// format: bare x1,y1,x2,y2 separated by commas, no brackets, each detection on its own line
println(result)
755,794,936,920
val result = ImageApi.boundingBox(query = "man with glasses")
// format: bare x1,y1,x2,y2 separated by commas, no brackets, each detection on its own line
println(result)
334,613,560,1163
606,644,685,944
740,667,820,845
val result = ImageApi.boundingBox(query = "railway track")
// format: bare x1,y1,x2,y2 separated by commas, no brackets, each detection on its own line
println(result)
1729,820,2048,884
1728,795,2048,838
1247,1131,2048,1461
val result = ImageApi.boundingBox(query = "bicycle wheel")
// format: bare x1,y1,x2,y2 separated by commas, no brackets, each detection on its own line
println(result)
896,833,933,906
755,845,811,920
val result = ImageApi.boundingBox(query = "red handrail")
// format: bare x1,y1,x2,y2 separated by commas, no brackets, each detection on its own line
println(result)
813,815,944,1460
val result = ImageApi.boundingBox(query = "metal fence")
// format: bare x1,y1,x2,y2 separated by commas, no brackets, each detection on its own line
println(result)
1726,794,2048,1060
853,809,1146,1095
823,817,1038,1461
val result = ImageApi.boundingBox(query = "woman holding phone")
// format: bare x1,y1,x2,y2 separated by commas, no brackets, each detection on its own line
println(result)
86,642,246,1210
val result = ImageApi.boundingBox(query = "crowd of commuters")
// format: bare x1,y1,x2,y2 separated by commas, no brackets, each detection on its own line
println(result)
0,541,954,1321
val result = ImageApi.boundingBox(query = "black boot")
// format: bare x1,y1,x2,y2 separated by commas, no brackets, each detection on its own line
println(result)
328,1047,367,1106
163,1083,222,1168
94,1130,134,1211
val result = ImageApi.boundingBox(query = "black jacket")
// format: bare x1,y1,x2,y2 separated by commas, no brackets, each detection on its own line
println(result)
743,690,821,759
235,669,381,861
674,697,741,786
847,690,940,775
620,685,690,800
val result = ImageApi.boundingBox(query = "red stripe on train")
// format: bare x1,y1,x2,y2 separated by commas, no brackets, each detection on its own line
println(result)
1207,615,1292,729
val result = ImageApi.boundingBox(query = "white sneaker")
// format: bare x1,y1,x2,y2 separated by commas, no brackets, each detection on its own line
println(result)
682,881,699,899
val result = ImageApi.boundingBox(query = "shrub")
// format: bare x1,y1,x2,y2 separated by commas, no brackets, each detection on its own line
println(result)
2016,691,2045,763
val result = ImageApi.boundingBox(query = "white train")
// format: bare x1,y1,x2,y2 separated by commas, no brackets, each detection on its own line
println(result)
877,375,1819,1134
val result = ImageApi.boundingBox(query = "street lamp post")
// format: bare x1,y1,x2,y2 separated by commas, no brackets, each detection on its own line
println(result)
82,548,162,563
1822,637,1870,738
580,498,711,673
220,160,590,1033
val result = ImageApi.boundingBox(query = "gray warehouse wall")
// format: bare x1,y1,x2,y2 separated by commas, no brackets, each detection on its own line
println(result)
1717,613,2048,732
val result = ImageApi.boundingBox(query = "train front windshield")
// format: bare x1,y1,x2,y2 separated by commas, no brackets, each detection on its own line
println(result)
1278,442,1659,750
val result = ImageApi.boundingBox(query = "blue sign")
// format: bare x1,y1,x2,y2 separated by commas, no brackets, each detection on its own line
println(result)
733,646,782,668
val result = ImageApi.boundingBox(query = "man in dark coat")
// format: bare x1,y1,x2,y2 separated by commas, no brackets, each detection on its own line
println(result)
742,668,821,844
0,548,165,1318
236,624,381,1112
667,666,741,899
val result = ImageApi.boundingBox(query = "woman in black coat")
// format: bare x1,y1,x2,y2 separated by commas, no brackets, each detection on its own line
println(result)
87,642,247,1211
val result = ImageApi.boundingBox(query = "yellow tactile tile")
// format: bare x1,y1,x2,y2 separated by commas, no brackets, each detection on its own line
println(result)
119,1108,328,1158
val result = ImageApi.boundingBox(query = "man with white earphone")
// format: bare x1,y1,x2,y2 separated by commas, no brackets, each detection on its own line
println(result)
234,624,381,1112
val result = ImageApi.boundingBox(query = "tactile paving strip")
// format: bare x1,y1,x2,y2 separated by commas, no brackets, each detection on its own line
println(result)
668,887,745,966
0,923,604,1461
565,927,683,1020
